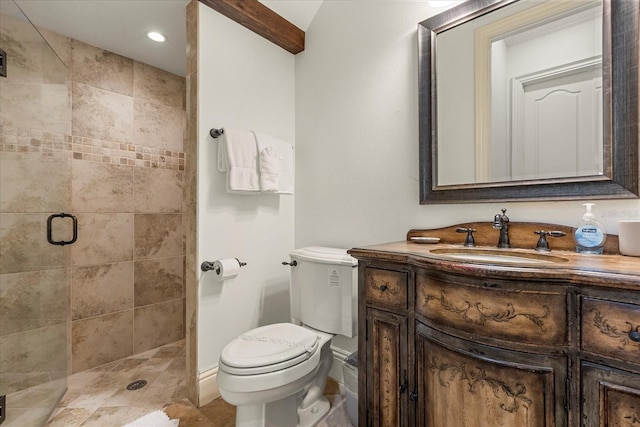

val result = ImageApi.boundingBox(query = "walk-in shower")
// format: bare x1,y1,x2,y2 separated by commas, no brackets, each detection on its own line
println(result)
0,1,72,425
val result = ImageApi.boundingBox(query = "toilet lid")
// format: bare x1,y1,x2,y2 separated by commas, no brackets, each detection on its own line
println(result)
220,323,319,369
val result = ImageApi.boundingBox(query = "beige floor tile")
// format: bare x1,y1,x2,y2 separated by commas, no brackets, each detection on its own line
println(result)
63,388,118,410
78,406,151,427
37,339,350,427
3,406,52,427
46,408,94,427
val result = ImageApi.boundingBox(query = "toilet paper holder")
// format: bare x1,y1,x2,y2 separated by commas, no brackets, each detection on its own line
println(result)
201,258,247,273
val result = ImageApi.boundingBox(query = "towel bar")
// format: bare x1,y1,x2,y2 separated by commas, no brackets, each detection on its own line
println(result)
210,128,224,139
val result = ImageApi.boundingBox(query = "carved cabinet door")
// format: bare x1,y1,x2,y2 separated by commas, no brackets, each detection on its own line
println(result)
416,324,567,427
582,362,640,427
365,308,409,427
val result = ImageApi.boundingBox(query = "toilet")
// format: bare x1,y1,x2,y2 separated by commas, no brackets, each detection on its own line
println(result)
217,247,358,427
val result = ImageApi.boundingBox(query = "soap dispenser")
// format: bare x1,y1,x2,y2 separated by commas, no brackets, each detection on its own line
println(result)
574,203,607,254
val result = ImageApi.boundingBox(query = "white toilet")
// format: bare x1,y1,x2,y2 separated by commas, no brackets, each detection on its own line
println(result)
217,247,358,427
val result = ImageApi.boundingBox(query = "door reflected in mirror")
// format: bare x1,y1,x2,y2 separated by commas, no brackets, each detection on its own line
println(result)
436,0,604,186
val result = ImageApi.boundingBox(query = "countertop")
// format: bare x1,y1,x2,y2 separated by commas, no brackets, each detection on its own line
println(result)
349,240,640,290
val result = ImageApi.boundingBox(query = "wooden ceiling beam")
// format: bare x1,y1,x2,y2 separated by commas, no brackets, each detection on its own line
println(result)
199,0,305,54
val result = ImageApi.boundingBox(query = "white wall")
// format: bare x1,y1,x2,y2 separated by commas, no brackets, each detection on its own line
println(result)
195,0,640,389
197,2,295,374
295,1,639,251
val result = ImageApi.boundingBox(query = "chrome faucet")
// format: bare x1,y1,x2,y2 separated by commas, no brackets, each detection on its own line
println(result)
493,208,510,248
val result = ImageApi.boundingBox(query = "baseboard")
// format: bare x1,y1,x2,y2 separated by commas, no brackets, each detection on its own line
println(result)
198,366,220,407
329,344,352,384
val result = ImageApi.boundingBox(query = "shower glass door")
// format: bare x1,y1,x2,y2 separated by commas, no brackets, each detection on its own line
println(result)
0,1,71,425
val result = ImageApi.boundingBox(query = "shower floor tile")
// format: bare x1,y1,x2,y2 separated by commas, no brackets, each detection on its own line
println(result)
37,339,352,427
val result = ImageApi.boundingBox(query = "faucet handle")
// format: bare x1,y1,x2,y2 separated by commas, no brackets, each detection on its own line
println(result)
456,228,477,247
534,230,567,252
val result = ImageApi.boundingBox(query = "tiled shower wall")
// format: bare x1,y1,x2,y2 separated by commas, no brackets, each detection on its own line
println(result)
66,39,186,373
1,16,186,376
0,11,71,400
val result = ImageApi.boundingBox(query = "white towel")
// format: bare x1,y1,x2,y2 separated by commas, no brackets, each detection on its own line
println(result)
122,410,178,427
259,145,280,192
217,128,260,193
253,131,294,194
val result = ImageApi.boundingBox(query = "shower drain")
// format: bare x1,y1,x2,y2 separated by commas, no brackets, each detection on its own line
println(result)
126,380,147,391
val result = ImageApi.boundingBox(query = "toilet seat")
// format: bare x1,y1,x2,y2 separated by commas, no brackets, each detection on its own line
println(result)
220,323,319,376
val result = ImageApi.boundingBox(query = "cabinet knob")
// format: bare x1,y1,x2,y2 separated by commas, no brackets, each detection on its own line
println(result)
629,330,640,342
380,284,388,292
409,391,418,401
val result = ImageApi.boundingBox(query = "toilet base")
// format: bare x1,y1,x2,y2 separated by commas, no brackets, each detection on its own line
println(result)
233,394,330,427
298,396,330,427
235,395,299,427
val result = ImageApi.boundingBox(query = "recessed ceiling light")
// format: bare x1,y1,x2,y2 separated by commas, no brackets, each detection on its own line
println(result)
147,31,166,43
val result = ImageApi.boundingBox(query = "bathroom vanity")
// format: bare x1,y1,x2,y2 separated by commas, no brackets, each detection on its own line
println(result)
349,222,640,427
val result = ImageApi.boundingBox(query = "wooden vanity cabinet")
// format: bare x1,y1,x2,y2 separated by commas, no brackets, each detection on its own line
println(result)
354,244,640,427
359,262,413,427
365,307,409,427
415,269,568,353
414,270,570,427
581,363,640,427
579,294,640,426
416,324,567,427
359,260,571,427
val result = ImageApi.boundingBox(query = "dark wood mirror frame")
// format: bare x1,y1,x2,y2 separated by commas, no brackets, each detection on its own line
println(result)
418,0,639,204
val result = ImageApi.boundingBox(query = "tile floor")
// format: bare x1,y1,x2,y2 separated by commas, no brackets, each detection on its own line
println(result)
5,340,352,427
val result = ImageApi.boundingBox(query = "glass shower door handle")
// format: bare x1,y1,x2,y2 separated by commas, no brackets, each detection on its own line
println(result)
47,213,78,246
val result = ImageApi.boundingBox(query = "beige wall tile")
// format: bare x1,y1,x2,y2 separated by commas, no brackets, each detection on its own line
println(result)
0,372,57,397
70,213,134,266
72,83,133,144
134,256,183,307
0,40,48,84
184,71,197,207
0,14,68,85
71,310,133,373
134,167,182,213
134,214,182,259
133,99,185,153
0,213,67,274
0,157,70,213
38,27,72,69
71,262,134,320
71,40,133,96
0,268,68,336
186,1,198,77
0,15,71,134
133,61,185,109
0,83,40,128
71,161,134,213
134,299,184,354
0,323,67,374
0,82,71,135
0,12,43,43
43,83,73,133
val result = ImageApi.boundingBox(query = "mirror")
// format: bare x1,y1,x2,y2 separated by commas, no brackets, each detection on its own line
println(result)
418,0,639,203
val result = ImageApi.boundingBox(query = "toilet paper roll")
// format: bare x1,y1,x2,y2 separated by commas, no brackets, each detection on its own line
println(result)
213,258,241,281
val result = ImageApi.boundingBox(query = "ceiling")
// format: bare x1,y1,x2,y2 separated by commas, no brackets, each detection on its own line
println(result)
10,0,323,77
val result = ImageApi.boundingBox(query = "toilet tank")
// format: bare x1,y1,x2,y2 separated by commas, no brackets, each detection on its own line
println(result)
288,247,358,338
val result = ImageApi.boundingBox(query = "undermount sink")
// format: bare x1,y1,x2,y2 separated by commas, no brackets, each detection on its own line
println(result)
429,248,570,265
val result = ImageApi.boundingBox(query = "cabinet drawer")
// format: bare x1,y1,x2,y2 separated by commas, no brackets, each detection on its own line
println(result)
582,297,640,364
364,268,408,309
416,273,567,346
